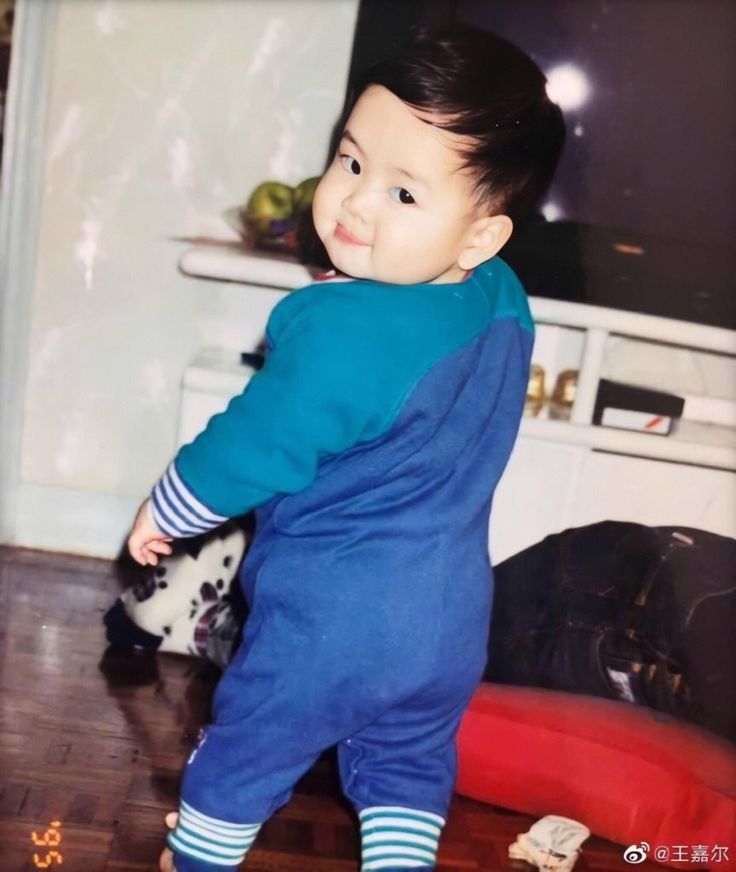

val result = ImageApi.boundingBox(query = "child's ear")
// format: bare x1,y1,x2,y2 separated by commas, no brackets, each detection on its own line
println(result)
458,214,513,271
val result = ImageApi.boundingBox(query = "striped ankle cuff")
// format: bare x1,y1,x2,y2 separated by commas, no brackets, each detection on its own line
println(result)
167,800,260,867
359,806,445,870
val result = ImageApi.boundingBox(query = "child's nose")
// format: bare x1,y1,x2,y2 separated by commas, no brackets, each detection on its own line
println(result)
342,183,377,223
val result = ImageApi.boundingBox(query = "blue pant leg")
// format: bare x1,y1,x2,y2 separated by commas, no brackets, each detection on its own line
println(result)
176,621,335,820
339,696,474,872
338,654,485,872
338,680,479,819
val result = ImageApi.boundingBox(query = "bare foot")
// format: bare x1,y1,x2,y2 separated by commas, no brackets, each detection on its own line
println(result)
159,812,179,872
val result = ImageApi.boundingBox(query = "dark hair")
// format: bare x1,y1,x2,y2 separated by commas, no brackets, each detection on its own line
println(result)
345,25,566,225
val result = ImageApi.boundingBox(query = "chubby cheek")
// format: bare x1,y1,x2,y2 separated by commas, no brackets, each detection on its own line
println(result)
376,217,438,269
385,218,465,283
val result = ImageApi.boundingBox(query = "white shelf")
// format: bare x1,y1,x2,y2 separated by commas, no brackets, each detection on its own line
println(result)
179,243,314,289
182,349,257,394
179,245,736,472
179,245,736,353
520,416,736,470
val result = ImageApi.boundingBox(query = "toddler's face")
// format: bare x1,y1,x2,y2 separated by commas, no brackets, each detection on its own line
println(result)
312,85,488,285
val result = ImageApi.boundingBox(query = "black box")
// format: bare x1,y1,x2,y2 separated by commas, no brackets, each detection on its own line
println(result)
593,380,685,435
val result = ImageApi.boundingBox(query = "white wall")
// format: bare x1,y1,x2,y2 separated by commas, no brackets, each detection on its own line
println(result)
10,0,359,556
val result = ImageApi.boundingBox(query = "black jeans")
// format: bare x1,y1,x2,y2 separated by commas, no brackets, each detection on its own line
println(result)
485,521,736,744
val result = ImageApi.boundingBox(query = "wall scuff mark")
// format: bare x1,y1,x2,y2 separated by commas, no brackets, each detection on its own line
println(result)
74,216,102,290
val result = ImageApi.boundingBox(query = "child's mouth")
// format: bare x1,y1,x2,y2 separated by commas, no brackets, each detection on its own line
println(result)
334,223,370,246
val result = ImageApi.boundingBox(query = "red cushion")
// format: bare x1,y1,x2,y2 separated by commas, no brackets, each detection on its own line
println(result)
456,685,736,870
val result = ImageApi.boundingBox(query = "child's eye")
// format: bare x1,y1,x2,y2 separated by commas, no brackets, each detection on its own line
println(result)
389,187,415,205
340,155,361,175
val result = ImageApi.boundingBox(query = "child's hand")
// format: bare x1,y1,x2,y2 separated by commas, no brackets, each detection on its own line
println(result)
127,499,173,566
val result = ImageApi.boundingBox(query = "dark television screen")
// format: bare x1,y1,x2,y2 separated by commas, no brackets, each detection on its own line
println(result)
346,0,736,329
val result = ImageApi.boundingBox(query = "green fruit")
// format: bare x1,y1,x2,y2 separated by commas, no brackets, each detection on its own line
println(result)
292,176,321,213
245,181,294,235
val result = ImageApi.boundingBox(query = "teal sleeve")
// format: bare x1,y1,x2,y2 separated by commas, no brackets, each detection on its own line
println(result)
167,288,386,522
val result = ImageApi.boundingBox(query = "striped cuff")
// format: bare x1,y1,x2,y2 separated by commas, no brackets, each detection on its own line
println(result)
360,806,445,870
167,800,260,867
151,461,228,538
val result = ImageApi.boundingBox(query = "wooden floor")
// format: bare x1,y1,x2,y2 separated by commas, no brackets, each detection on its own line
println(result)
0,545,669,872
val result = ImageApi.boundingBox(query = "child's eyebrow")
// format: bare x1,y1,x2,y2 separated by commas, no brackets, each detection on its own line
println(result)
340,129,429,189
396,166,426,187
341,129,365,155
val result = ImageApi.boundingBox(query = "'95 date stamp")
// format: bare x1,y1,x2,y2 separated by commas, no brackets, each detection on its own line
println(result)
29,820,63,868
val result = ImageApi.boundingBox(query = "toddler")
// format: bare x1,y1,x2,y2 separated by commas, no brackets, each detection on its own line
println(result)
128,25,564,872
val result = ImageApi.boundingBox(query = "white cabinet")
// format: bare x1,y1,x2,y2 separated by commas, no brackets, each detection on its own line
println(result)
178,349,257,448
493,439,734,563
179,245,736,562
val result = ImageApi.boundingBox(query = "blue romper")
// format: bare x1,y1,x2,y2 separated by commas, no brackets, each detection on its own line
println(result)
150,257,533,872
